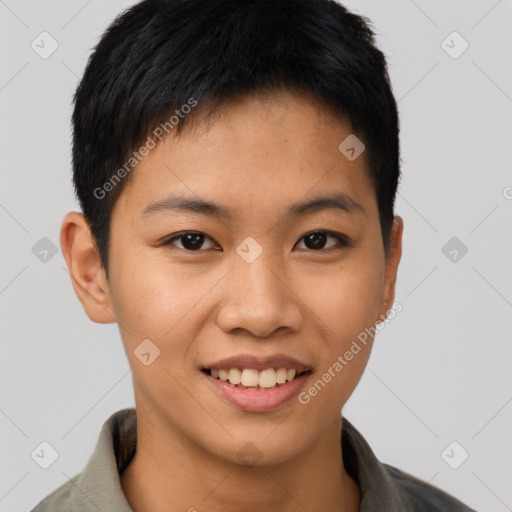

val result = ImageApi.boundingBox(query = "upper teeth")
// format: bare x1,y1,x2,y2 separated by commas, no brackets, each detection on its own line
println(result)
210,368,298,388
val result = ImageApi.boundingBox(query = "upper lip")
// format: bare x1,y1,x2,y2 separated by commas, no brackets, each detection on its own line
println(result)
203,353,312,373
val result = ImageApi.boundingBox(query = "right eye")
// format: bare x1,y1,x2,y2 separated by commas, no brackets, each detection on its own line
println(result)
161,231,220,251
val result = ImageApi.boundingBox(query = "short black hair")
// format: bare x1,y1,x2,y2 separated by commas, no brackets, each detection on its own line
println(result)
72,0,401,278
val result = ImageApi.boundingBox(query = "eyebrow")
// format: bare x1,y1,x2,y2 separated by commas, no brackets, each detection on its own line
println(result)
140,192,366,220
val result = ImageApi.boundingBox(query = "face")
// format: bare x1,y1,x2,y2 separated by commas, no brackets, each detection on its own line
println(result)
63,89,402,467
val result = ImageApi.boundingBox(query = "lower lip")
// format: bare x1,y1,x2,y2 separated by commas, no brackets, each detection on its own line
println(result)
202,371,311,413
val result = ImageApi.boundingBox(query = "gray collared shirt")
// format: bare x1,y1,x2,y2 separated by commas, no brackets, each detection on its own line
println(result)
31,408,477,512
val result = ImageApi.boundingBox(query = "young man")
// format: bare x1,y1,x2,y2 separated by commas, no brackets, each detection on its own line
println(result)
32,0,477,510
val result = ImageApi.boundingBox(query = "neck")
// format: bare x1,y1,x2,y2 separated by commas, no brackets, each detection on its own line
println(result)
120,408,360,512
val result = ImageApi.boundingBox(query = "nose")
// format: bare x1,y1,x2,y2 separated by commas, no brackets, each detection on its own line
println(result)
215,252,304,338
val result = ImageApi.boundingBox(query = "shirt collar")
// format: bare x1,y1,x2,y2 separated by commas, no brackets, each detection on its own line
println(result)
62,408,411,511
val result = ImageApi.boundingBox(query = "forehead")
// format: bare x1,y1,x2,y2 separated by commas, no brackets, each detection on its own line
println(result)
114,89,376,223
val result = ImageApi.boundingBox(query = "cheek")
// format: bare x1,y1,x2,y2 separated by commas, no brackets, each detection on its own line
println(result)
108,249,222,380
107,248,185,344
293,258,382,409
302,258,384,346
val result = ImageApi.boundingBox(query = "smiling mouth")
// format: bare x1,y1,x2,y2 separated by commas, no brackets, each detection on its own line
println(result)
201,367,312,390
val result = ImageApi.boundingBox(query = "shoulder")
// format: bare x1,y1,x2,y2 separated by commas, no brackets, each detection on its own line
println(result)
341,417,477,512
383,463,478,512
30,408,136,512
30,477,75,512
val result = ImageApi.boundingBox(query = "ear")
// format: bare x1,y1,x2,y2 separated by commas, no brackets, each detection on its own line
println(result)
60,212,116,324
376,215,403,323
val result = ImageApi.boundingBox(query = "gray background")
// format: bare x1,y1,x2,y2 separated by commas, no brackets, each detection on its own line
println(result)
1,0,511,510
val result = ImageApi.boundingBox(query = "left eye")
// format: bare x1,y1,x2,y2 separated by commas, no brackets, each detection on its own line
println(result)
294,231,347,251
162,230,347,252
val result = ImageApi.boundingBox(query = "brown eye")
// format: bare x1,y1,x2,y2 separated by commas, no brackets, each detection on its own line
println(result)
295,231,348,251
162,232,218,251
161,230,348,252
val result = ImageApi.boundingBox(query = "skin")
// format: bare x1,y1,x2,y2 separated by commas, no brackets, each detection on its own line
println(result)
60,89,403,512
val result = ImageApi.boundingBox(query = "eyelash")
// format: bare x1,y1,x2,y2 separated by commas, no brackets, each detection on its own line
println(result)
161,230,349,252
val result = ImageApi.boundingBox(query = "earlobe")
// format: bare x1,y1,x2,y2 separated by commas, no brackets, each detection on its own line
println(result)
60,212,116,324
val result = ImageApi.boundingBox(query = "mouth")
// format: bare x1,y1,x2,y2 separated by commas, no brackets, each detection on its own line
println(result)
201,367,312,390
200,354,313,412
200,359,313,412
